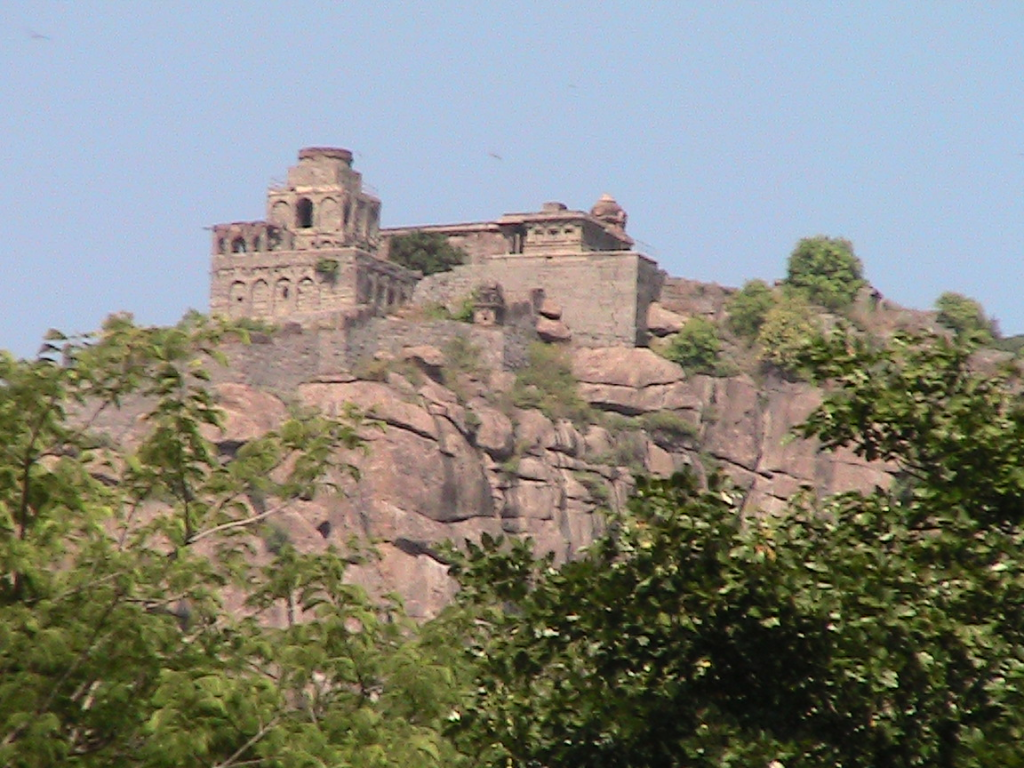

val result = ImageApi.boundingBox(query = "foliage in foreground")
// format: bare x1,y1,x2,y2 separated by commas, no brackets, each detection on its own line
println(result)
445,330,1024,768
0,314,460,768
9,311,1024,768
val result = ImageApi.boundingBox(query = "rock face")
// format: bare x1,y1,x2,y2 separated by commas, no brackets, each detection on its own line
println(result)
192,340,891,619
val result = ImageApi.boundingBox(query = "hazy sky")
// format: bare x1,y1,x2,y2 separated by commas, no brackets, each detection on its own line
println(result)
2,2,1023,357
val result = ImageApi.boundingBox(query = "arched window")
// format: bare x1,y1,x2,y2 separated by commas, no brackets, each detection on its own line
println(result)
296,198,314,229
228,281,248,316
231,237,247,253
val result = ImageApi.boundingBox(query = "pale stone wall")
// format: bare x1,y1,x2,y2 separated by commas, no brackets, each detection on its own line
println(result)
210,248,418,322
412,251,663,347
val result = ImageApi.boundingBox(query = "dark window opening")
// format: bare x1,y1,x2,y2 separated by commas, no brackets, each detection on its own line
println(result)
296,198,314,228
231,237,247,253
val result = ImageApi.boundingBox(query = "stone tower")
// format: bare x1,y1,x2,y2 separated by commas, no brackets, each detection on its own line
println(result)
265,147,380,251
210,148,416,322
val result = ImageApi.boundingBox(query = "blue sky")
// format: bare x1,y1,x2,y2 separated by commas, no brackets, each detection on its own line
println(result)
2,2,1023,357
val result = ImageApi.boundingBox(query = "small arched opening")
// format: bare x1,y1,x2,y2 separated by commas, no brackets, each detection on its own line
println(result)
231,237,247,253
296,198,314,229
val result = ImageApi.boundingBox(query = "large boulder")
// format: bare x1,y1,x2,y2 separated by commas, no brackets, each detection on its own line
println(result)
573,348,695,414
646,302,686,336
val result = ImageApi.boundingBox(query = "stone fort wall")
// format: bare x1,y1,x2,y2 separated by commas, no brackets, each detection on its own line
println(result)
210,248,418,322
209,148,667,351
211,317,533,397
413,252,664,347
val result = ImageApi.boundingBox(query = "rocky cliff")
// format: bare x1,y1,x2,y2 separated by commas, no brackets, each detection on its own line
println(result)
182,334,891,619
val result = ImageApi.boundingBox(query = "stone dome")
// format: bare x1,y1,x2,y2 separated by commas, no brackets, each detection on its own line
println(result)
590,193,627,229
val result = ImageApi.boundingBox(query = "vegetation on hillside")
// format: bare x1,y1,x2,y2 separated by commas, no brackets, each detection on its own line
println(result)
934,290,997,345
755,294,823,378
511,342,594,425
662,317,722,374
726,278,776,339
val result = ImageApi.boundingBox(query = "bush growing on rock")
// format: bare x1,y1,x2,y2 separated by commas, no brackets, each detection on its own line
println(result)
727,279,776,339
663,317,722,374
511,342,594,425
784,235,865,312
934,290,997,345
756,295,822,378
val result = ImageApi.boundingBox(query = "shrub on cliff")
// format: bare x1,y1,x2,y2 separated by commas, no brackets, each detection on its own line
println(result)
511,342,593,425
663,317,722,374
727,279,776,339
784,235,865,312
934,290,997,345
756,295,822,378
388,230,467,275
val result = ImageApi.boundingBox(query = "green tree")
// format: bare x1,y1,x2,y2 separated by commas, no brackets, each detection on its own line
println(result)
0,315,459,768
663,317,722,374
445,330,1024,767
784,236,865,311
727,279,776,339
934,291,997,345
387,231,467,275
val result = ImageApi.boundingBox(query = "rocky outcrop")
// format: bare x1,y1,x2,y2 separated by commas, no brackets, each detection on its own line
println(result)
187,340,892,618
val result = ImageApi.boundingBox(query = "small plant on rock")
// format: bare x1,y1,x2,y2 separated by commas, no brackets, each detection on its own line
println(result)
512,343,594,426
315,257,340,282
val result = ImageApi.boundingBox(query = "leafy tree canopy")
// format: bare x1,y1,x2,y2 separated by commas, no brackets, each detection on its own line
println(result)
784,236,866,311
387,231,467,276
445,329,1024,768
934,291,997,345
0,314,461,768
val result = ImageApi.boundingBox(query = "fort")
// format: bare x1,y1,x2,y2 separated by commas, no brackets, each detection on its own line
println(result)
210,147,667,352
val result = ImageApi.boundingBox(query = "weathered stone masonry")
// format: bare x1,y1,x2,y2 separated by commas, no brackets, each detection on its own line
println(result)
210,148,666,351
210,147,417,323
